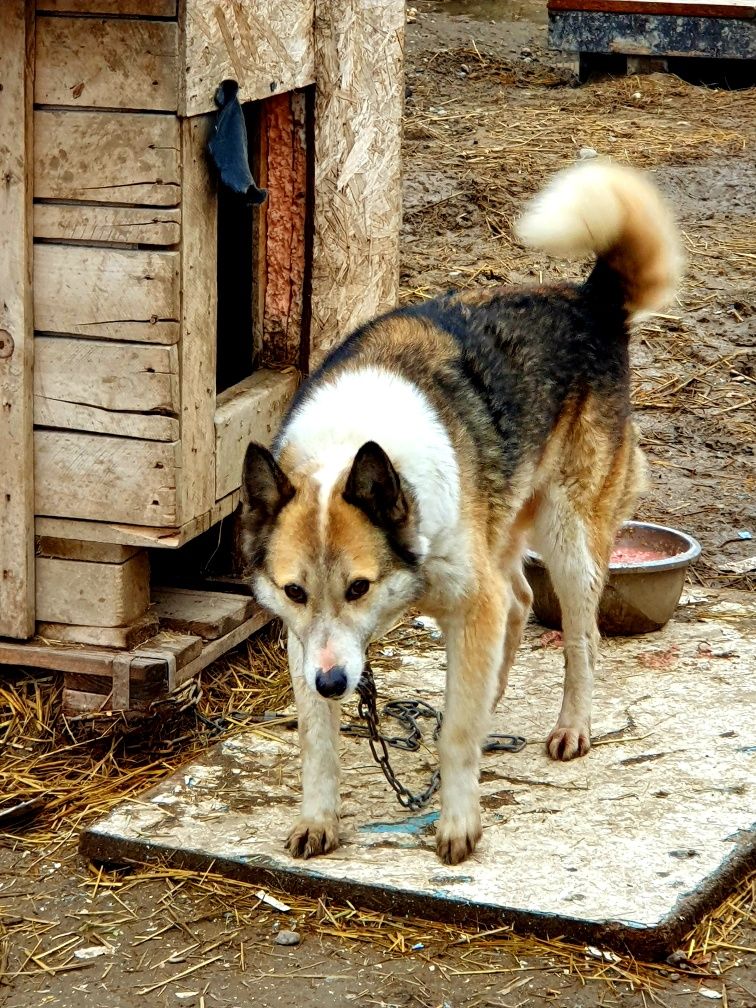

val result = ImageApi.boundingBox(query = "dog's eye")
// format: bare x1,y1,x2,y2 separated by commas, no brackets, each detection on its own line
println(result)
284,583,307,604
345,579,370,602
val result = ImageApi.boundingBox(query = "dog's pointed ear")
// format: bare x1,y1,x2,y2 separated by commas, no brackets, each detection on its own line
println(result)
344,441,408,529
238,443,294,570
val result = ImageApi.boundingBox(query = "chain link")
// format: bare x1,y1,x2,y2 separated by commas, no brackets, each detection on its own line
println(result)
346,664,528,813
351,664,441,811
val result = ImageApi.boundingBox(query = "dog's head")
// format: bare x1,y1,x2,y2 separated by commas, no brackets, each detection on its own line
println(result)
239,441,425,699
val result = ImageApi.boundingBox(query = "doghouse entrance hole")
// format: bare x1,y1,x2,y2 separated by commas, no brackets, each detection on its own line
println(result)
216,101,263,395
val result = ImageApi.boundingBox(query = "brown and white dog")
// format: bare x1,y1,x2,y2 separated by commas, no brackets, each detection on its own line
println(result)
239,162,681,865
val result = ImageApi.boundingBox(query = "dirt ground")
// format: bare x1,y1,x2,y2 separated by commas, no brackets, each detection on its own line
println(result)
2,3,754,1007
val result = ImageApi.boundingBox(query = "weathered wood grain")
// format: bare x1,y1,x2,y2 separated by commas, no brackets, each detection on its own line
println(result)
177,114,217,524
214,369,299,500
36,551,150,626
309,0,404,368
181,0,315,116
35,16,179,111
151,587,256,640
36,536,140,563
35,337,179,413
38,1,177,14
38,612,159,650
35,431,180,526
0,1,35,639
35,397,179,441
34,244,180,343
34,204,181,246
34,110,181,206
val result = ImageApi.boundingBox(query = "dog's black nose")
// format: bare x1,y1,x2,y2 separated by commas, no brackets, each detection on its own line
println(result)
315,666,347,699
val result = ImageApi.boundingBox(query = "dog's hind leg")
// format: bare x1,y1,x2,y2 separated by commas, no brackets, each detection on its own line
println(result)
437,576,508,864
531,497,606,761
494,563,533,709
285,631,342,858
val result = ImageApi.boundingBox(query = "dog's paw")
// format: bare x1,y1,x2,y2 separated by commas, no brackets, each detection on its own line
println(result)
285,815,340,859
547,723,591,761
435,809,482,865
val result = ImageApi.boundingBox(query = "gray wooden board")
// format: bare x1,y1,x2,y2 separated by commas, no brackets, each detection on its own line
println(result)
82,588,756,957
548,11,756,58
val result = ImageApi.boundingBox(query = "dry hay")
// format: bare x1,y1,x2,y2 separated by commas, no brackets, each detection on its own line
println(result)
1,629,754,995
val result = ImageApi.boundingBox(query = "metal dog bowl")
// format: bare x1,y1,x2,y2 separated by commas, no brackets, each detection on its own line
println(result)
524,520,701,636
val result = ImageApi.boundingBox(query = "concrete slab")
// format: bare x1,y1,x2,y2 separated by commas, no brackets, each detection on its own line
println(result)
82,588,756,957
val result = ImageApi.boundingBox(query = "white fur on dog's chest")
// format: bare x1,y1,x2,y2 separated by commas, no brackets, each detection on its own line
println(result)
281,366,461,545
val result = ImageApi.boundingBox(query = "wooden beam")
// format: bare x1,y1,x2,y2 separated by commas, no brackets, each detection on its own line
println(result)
152,587,257,640
34,245,180,344
0,1,35,639
38,612,159,650
38,2,177,14
36,537,140,563
309,0,404,369
181,0,315,117
36,552,150,626
34,204,181,246
35,16,178,111
35,431,180,526
34,110,181,207
35,490,241,550
214,369,299,500
177,115,217,525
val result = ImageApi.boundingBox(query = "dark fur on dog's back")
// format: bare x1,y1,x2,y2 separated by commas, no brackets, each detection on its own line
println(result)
279,260,630,508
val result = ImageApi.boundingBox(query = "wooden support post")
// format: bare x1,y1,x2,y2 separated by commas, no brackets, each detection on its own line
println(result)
0,2,35,639
309,0,404,369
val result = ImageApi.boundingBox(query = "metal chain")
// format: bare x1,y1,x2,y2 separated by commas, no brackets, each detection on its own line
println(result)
351,664,441,811
347,664,528,813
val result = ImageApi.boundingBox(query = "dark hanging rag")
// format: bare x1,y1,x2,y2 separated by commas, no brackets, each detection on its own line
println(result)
207,79,267,205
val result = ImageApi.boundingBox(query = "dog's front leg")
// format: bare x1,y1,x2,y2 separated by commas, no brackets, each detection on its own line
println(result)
285,631,341,858
436,587,507,865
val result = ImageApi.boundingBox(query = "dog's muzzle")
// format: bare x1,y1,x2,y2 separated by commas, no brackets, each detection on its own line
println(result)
315,665,347,699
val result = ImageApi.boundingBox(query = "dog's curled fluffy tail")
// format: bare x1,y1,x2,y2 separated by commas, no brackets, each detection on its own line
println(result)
515,161,682,317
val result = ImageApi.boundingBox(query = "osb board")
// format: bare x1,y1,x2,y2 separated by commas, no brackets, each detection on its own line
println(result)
34,431,180,526
84,588,756,957
34,245,180,344
0,2,35,638
214,369,299,500
35,16,178,111
34,111,181,207
309,0,404,368
181,0,315,117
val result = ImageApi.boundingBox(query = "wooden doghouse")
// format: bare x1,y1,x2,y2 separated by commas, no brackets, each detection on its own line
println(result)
0,0,403,720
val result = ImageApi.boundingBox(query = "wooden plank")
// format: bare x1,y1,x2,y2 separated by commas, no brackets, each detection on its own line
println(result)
35,490,241,550
309,0,404,369
0,639,163,676
35,16,178,111
36,551,150,626
137,631,204,667
35,431,180,526
34,244,180,344
34,204,181,246
259,92,309,370
36,536,140,563
214,369,299,500
548,0,756,17
38,2,177,14
181,0,315,117
35,337,179,413
34,110,180,207
177,115,217,525
35,398,179,441
152,587,256,640
0,2,35,639
176,606,271,683
38,612,159,649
